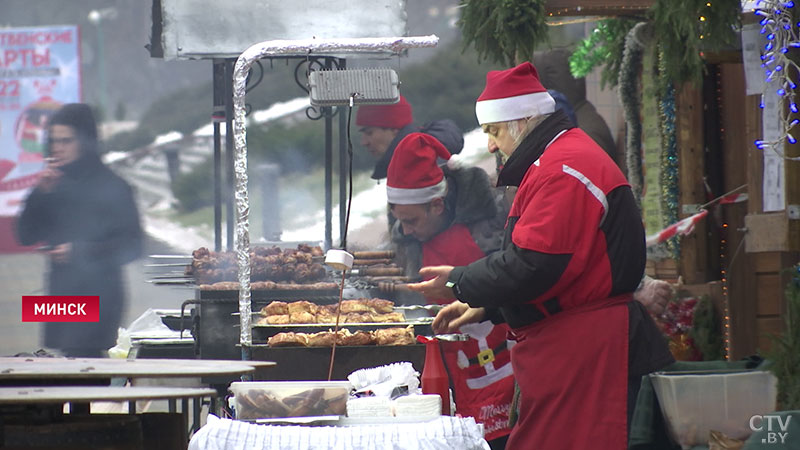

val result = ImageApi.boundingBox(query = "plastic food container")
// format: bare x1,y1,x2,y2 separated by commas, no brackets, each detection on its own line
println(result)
229,381,352,420
650,370,778,448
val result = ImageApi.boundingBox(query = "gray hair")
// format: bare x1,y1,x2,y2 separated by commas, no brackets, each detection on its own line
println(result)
507,114,550,147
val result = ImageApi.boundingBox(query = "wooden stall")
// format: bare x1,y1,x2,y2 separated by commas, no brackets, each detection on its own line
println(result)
542,1,799,360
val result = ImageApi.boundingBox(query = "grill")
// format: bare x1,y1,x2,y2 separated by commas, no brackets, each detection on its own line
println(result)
151,249,428,379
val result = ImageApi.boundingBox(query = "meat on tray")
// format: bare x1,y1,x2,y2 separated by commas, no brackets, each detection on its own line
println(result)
199,281,339,291
267,326,415,347
187,245,326,284
235,386,348,419
255,299,403,324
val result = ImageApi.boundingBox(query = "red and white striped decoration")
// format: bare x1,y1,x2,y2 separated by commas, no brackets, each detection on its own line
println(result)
717,192,748,205
645,209,709,248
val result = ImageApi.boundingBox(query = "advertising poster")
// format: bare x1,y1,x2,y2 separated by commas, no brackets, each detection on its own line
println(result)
0,25,81,252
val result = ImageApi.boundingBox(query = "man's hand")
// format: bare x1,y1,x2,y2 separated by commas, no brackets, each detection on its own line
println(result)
432,301,486,334
37,167,63,192
634,276,674,316
406,265,457,300
47,243,72,264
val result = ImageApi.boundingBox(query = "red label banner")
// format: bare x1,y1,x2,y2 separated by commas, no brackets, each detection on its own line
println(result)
21,295,99,322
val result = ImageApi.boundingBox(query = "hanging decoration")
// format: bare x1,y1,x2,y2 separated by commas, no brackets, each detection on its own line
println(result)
659,80,680,259
570,1,740,88
568,19,638,88
641,38,667,250
645,186,748,248
752,0,800,161
619,22,650,211
458,0,548,67
649,0,741,89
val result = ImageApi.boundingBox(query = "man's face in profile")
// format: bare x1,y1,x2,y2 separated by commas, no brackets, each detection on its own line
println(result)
359,126,398,158
391,199,445,242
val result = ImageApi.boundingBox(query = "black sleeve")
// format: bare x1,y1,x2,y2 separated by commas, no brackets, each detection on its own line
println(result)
447,242,571,308
74,180,143,265
484,307,506,324
16,188,56,246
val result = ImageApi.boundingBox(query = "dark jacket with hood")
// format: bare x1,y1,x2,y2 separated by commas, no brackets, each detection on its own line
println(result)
372,119,464,180
17,104,143,357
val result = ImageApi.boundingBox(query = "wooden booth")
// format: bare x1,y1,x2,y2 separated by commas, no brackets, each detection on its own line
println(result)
545,0,800,360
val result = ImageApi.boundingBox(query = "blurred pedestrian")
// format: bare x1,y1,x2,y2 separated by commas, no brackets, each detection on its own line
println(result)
17,103,143,358
356,95,464,181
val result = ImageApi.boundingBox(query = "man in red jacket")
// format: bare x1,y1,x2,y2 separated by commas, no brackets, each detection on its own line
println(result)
386,132,514,449
409,62,673,449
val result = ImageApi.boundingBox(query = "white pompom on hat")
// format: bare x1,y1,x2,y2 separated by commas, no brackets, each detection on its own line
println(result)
475,61,556,125
386,133,451,205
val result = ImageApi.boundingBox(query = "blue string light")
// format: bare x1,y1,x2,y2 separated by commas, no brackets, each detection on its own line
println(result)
754,1,800,159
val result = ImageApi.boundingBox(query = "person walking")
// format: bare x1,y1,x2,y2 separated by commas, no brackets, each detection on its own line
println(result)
17,103,143,358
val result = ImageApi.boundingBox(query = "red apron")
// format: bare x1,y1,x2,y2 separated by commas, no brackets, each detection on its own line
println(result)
422,224,515,441
506,295,630,450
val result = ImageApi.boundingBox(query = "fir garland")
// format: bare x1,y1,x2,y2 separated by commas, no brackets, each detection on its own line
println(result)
649,0,740,87
568,1,739,89
458,0,548,66
569,19,638,89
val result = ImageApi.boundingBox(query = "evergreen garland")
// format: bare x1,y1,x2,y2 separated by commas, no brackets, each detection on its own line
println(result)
458,0,548,67
569,19,638,89
568,1,739,88
649,0,740,87
766,264,800,410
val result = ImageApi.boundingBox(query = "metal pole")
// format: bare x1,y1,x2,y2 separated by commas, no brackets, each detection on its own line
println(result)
338,58,348,248
231,35,439,356
95,20,108,119
212,61,224,251
225,59,235,251
324,58,333,250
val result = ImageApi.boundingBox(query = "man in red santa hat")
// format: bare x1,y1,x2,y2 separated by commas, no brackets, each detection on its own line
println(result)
386,132,513,449
356,95,463,181
408,62,674,449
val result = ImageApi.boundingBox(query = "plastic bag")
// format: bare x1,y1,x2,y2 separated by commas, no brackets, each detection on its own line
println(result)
107,308,175,358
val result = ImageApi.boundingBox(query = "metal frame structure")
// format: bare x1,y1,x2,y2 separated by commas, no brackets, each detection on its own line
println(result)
229,37,438,358
210,56,350,253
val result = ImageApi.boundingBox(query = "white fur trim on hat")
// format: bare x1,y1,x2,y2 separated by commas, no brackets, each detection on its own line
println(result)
387,179,447,205
475,91,555,125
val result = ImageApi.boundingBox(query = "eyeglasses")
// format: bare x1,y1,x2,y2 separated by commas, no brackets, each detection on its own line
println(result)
48,137,77,146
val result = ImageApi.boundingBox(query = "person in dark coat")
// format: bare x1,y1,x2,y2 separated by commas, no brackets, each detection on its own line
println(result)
17,103,143,358
356,95,464,181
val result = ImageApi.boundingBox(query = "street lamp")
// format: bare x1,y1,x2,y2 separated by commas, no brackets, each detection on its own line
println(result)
88,8,116,123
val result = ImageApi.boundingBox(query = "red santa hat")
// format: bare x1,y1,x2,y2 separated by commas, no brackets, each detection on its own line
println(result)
355,95,413,129
475,62,555,125
386,133,451,205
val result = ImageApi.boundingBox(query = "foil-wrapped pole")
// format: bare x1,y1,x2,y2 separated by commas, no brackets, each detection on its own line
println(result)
232,35,439,352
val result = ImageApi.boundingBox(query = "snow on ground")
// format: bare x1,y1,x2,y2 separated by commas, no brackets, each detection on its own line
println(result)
281,127,491,246
140,114,492,251
192,97,310,138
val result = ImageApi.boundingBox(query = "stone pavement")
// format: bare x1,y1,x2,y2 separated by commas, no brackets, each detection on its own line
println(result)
0,235,192,357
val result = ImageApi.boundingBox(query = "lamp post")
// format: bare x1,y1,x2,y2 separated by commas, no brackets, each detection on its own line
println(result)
88,8,116,123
